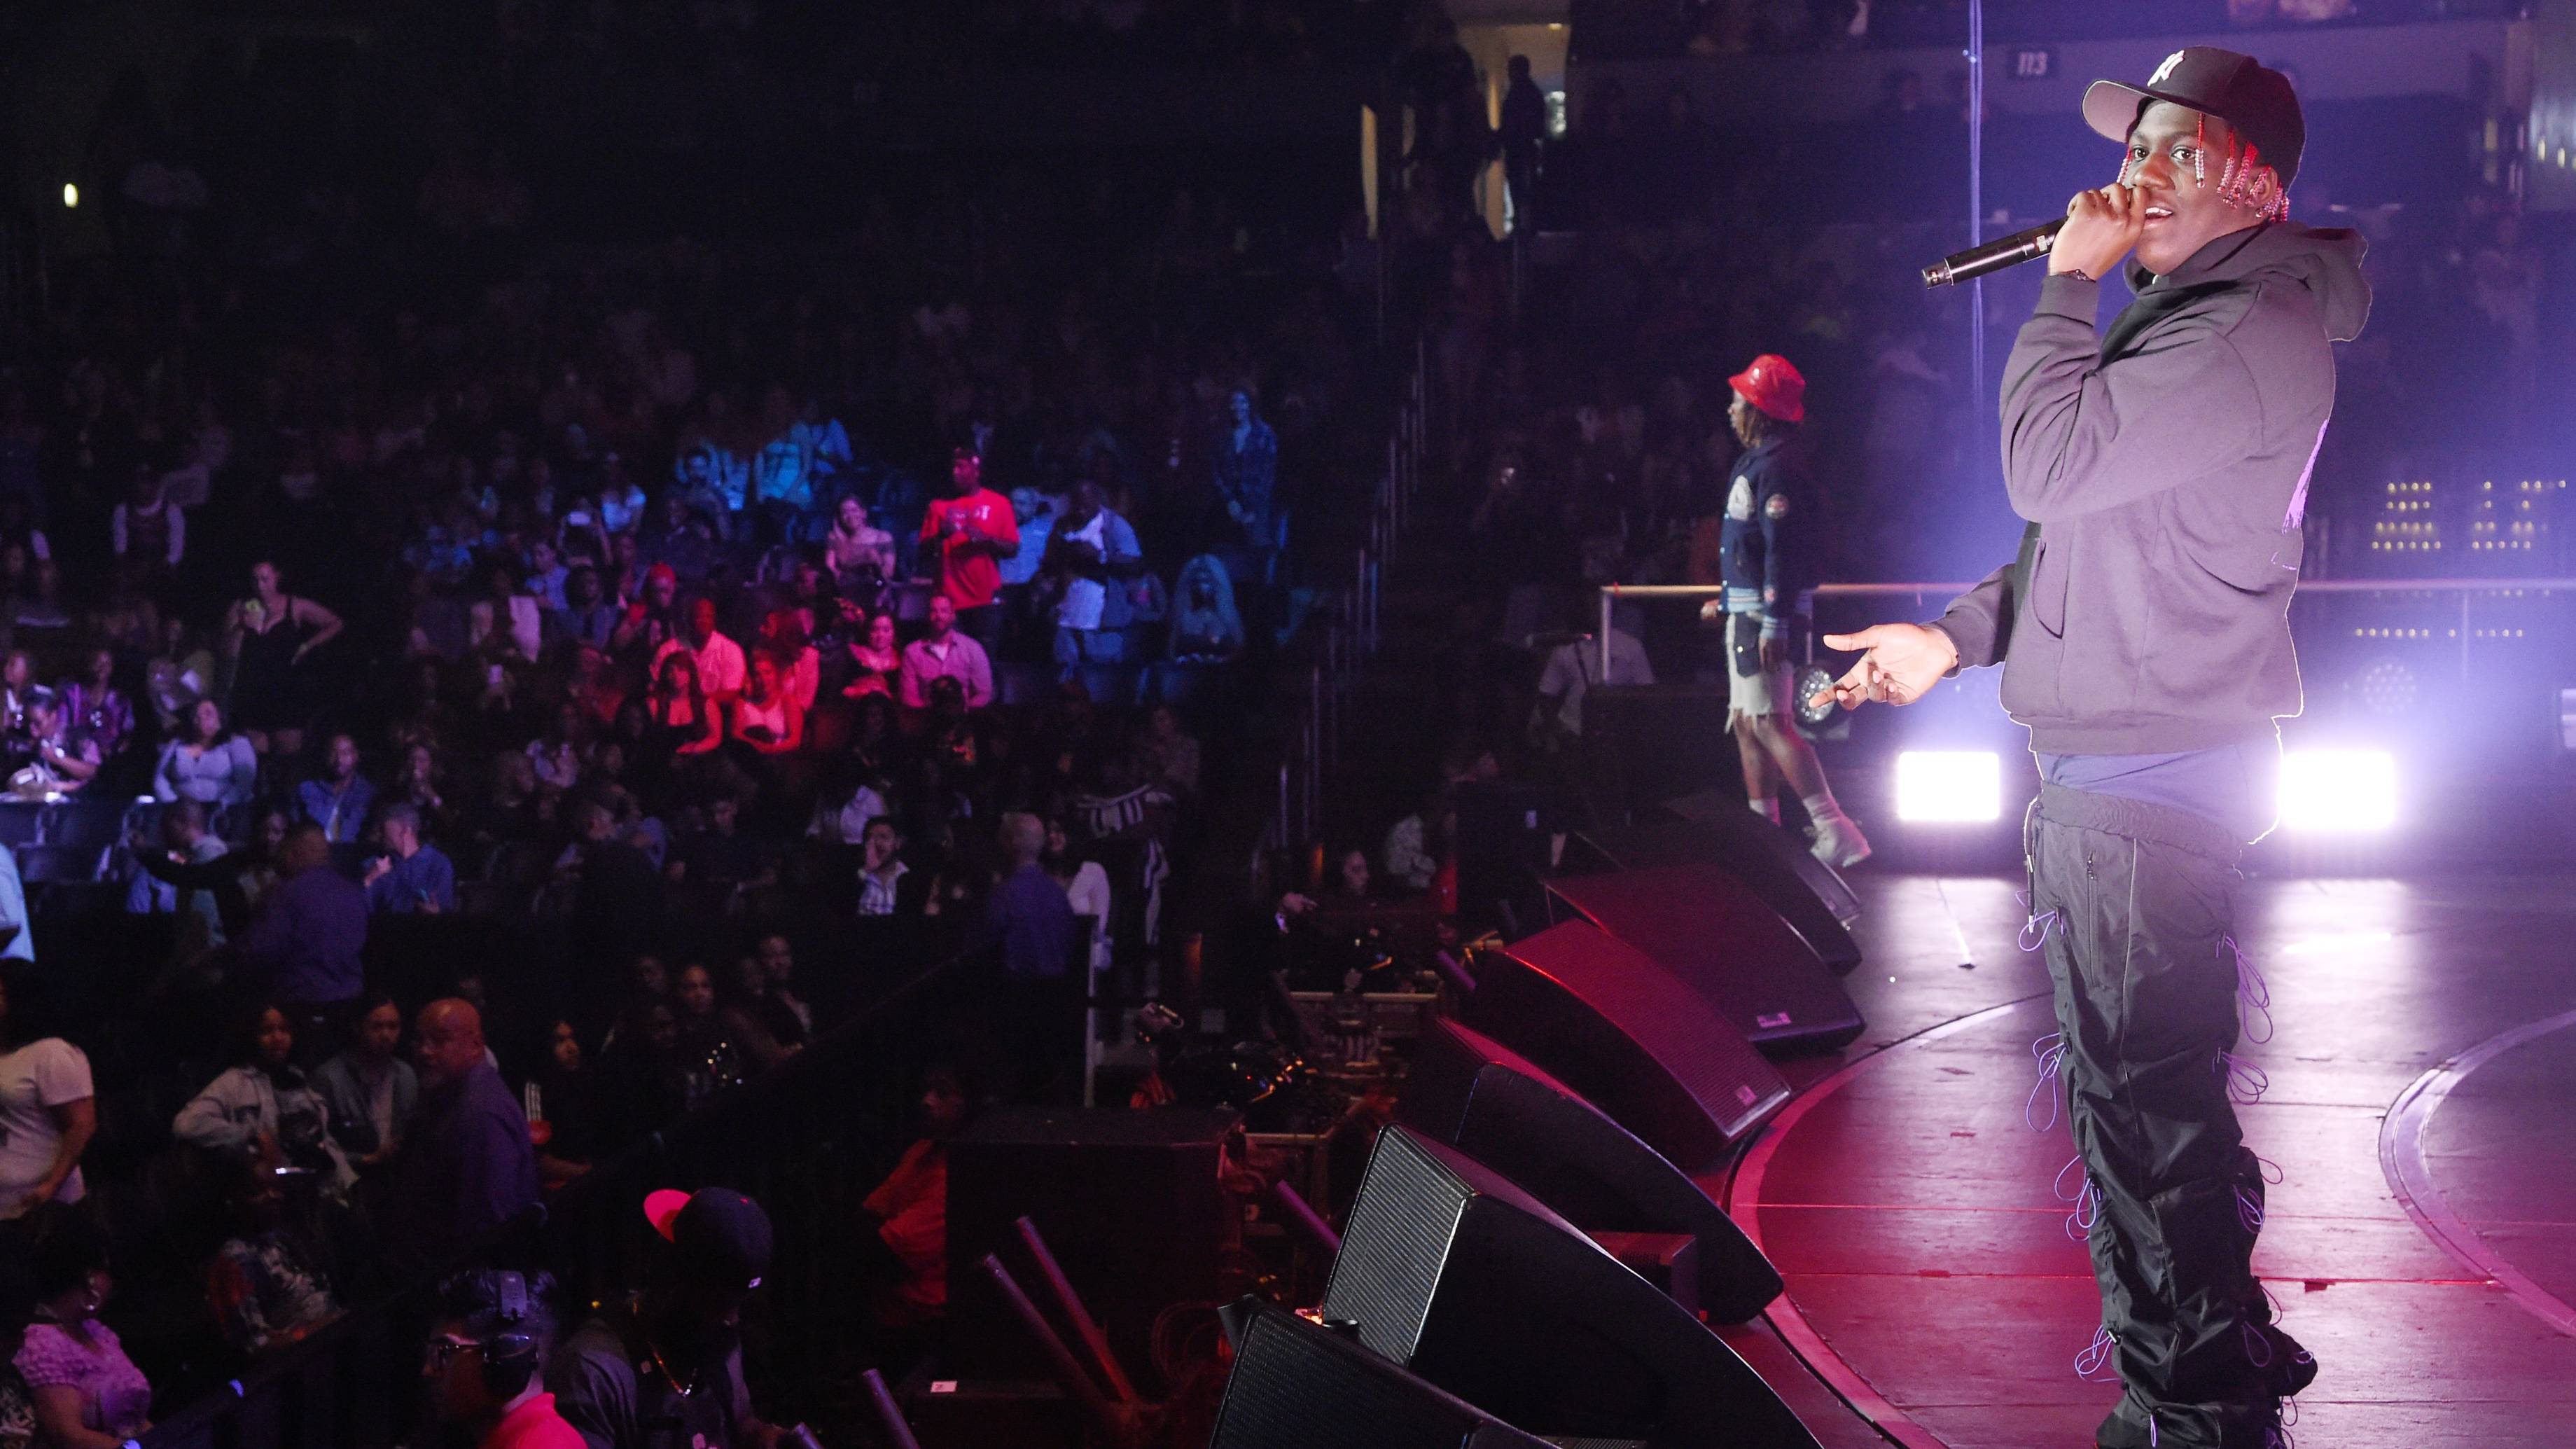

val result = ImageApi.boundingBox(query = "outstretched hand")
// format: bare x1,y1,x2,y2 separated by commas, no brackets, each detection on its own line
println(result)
1810,623,1958,712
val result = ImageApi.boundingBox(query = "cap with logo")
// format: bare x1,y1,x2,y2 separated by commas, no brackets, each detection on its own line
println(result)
2082,46,2304,190
1727,354,1806,425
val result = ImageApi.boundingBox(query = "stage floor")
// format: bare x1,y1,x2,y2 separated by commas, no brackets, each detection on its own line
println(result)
1711,873,2576,1449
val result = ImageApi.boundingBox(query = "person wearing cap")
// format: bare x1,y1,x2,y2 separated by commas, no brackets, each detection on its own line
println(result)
424,1269,583,1449
548,1188,782,1449
1709,354,1870,867
1817,47,2365,1449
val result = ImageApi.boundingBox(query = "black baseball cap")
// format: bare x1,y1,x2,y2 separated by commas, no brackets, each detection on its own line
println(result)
645,1187,773,1291
2082,46,2305,190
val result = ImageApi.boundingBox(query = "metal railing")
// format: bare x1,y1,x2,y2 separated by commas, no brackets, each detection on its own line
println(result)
1598,577,2576,680
1260,335,1423,863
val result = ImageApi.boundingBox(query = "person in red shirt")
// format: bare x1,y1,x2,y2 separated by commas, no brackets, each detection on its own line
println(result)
424,1268,585,1449
857,1062,981,1369
918,449,1019,654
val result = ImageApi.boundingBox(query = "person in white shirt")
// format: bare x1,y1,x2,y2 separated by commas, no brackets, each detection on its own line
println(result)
650,597,749,705
467,562,545,663
1045,819,1114,976
1534,623,1655,740
1381,787,1450,894
0,963,93,1219
596,456,649,534
807,775,891,846
855,817,914,916
729,651,805,755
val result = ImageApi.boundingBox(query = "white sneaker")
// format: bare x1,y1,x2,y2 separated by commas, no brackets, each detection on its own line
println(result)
1810,812,1872,869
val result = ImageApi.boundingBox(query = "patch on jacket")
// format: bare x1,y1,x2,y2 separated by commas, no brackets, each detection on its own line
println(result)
1764,492,1792,521
1727,477,1754,520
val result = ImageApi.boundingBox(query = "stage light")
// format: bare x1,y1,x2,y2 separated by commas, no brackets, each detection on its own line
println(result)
2278,750,2395,833
60,183,76,209
2355,658,2417,716
1895,751,2001,824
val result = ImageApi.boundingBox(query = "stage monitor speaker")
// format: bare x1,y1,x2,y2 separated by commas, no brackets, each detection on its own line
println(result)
1461,921,1788,1167
1398,1016,1783,1323
1209,1297,1550,1449
1580,685,1737,818
946,1107,1234,1387
1545,862,1865,1055
1321,1125,1821,1449
1664,786,1865,933
1573,814,1864,976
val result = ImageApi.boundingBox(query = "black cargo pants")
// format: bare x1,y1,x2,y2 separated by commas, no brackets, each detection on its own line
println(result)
2028,784,2279,1448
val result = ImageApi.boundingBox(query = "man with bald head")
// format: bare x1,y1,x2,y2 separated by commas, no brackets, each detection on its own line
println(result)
386,998,538,1270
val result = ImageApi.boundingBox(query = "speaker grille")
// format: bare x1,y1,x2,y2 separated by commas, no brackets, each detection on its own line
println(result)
1322,1128,1467,1361
1212,1301,1550,1449
1318,1128,1820,1448
1212,1310,1465,1449
1400,1016,1784,1324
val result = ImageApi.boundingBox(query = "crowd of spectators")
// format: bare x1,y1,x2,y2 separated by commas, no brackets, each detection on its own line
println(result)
0,18,1397,1417
8,0,2549,1438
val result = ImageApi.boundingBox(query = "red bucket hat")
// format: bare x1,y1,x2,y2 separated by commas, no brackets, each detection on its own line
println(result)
1728,354,1806,424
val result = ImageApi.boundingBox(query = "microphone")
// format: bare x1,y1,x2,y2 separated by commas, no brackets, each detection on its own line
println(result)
1922,219,2066,289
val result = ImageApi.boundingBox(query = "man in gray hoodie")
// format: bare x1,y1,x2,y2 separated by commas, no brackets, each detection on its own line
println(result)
1815,48,2368,1449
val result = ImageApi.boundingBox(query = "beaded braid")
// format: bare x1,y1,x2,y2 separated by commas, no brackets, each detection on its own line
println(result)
2136,117,2288,221
2196,117,2290,223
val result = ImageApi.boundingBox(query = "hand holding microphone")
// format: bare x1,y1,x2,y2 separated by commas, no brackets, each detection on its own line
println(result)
1809,623,1958,713
2049,183,2148,282
1921,181,2148,288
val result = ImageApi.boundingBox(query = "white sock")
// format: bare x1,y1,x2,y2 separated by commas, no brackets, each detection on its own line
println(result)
1802,789,1850,826
1750,796,1781,826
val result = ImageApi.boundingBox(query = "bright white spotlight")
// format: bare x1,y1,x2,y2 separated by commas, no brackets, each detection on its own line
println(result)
2278,750,2396,833
60,183,77,209
1895,751,2002,824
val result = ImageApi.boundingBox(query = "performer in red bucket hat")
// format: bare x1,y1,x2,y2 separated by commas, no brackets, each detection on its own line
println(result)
1706,351,1868,867
1727,353,1806,424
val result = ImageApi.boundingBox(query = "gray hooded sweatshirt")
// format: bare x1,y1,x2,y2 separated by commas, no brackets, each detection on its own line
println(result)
1933,221,2372,755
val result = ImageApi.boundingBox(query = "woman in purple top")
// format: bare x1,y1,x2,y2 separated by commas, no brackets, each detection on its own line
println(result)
15,1214,151,1447
155,699,259,809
